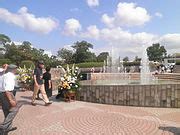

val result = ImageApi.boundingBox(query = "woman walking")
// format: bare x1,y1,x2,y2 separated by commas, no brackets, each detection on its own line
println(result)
43,67,52,98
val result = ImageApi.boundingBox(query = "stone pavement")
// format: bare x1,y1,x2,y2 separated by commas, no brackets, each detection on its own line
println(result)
1,91,180,135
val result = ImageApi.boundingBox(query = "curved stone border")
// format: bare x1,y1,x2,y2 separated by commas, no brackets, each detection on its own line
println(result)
77,84,180,108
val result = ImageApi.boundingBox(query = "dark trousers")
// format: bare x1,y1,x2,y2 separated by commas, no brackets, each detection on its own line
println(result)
0,92,20,133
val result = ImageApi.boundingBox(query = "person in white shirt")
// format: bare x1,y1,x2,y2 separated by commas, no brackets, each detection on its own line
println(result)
0,64,20,135
0,64,8,93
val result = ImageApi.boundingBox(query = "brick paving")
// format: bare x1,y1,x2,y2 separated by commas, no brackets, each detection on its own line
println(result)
1,91,180,135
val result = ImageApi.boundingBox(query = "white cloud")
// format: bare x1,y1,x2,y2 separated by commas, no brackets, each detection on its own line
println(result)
101,14,114,28
0,7,58,34
87,0,99,7
159,33,180,50
80,26,158,57
81,25,180,56
63,45,74,51
13,41,23,46
44,50,53,57
155,12,163,18
63,18,81,36
81,25,100,39
101,2,151,27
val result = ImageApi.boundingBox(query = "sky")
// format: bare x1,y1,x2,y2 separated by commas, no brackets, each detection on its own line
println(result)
0,0,180,58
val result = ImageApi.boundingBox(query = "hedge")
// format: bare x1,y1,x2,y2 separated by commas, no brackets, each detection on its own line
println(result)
123,61,140,67
176,60,180,65
63,62,104,68
0,59,11,66
20,60,35,69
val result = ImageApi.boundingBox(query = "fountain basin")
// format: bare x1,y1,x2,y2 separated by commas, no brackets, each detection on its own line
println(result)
77,73,180,108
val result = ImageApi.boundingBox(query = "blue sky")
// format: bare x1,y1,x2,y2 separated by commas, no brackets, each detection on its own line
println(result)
0,0,180,58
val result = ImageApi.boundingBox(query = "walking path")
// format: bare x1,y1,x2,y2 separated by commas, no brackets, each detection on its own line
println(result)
1,90,180,135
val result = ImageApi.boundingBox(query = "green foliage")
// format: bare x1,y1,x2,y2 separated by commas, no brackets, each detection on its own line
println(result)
123,61,140,67
97,52,109,62
147,43,167,62
57,48,74,64
72,41,95,63
123,56,129,62
0,34,11,44
134,56,141,62
84,52,97,62
0,59,11,66
20,60,35,69
63,62,104,68
176,60,180,65
1,34,61,67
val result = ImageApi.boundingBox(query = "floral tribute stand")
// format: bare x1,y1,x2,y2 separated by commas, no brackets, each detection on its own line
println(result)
56,64,80,102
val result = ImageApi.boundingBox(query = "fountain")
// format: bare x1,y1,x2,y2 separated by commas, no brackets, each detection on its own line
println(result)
78,45,180,108
140,45,151,84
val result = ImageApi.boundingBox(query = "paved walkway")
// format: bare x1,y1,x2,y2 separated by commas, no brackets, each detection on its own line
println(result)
1,91,180,135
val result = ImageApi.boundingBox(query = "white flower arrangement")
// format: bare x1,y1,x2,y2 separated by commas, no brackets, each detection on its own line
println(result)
58,64,80,92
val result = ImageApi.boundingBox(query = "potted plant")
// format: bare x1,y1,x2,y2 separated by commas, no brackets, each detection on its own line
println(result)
56,64,80,102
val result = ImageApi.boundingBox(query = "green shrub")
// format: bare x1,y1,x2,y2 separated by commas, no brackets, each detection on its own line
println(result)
20,60,35,69
63,62,104,68
176,60,180,65
0,59,11,66
123,61,140,67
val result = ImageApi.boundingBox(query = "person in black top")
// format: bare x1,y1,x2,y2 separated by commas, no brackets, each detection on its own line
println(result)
43,67,52,98
31,61,52,106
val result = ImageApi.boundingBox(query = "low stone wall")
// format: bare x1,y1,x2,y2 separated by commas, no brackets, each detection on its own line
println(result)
174,65,180,73
77,84,180,108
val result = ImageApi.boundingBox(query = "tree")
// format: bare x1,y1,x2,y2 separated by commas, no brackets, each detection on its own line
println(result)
57,48,74,64
72,41,95,63
147,43,167,62
134,56,141,62
97,52,109,62
0,34,11,44
0,34,11,58
123,56,129,62
4,43,24,65
85,52,97,62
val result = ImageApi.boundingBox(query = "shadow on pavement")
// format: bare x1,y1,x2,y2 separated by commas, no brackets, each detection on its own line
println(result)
20,95,71,105
20,96,33,100
19,97,51,106
159,126,180,135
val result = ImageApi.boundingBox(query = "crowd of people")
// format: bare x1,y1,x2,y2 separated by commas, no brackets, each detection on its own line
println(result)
155,64,175,74
0,60,53,135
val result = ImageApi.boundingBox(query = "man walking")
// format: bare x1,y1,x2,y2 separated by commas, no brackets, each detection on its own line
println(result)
31,60,52,106
0,64,20,135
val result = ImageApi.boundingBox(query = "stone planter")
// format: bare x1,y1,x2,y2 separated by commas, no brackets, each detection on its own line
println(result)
64,91,76,102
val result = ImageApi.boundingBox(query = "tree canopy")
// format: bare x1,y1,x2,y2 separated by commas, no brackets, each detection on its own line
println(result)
71,41,96,63
1,37,61,67
123,56,129,62
147,43,167,62
57,48,74,64
97,52,109,62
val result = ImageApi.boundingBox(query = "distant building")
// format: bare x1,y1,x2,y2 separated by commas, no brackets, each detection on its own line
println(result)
163,58,180,66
